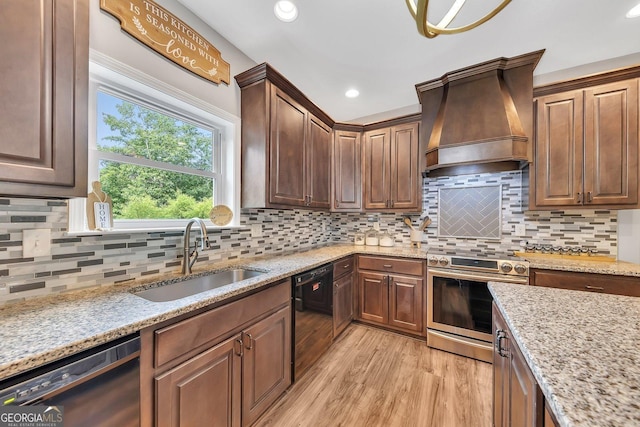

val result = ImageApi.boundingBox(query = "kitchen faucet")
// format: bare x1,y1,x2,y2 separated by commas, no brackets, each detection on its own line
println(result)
182,218,210,275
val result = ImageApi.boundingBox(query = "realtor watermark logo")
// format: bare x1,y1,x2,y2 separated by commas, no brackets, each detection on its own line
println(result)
0,406,63,427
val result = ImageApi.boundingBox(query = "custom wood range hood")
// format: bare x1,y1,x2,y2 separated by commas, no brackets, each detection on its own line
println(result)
416,50,545,176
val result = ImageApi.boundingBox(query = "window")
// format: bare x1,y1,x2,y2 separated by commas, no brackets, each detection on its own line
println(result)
96,90,219,220
69,57,240,232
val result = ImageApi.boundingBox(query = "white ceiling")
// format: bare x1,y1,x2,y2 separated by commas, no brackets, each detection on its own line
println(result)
178,0,640,123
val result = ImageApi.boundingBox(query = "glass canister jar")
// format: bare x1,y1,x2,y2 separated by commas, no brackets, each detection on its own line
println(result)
354,232,365,245
365,228,379,246
378,231,394,247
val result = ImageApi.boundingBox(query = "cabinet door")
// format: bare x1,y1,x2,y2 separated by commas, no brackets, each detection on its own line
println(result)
584,80,639,206
358,272,389,325
307,115,332,209
390,122,420,211
509,335,542,427
0,0,88,197
242,306,292,427
388,274,423,333
534,91,584,207
363,128,391,209
333,272,353,338
156,335,242,427
333,130,362,211
269,87,307,207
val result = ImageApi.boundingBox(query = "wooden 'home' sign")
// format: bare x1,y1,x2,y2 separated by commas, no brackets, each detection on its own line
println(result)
100,0,230,85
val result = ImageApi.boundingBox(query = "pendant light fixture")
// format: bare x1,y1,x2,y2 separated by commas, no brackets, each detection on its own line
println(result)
405,0,511,38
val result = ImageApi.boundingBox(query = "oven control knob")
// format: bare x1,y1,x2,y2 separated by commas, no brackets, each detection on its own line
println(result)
428,257,439,266
438,257,449,266
500,263,513,273
514,264,528,275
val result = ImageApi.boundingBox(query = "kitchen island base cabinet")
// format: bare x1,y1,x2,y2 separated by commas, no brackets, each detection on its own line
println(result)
493,303,543,427
144,280,292,427
357,256,424,336
530,268,640,297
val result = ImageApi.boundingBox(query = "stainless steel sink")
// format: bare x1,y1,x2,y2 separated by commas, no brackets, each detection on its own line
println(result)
134,269,264,302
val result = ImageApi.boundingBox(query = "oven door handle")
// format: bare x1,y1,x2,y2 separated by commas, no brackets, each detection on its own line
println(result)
427,268,527,284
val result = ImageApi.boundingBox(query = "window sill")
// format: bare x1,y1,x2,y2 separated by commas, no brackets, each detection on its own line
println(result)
66,225,246,237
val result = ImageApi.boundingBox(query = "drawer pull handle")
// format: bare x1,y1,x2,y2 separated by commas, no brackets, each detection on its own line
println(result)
495,330,508,358
383,264,393,268
585,285,604,291
343,264,350,269
235,339,243,357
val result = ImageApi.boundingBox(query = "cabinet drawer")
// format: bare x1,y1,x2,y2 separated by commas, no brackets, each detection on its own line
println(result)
333,257,354,279
530,269,640,297
154,280,290,368
358,255,424,276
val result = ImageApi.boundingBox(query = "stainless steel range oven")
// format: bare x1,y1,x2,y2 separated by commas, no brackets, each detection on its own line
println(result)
426,254,529,363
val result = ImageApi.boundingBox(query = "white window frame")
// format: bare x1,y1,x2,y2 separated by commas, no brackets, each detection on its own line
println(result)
69,51,241,233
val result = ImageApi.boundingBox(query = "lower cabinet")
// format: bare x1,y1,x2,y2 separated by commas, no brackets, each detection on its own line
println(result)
493,303,545,427
333,272,353,338
142,280,292,427
332,257,355,338
357,256,425,336
156,335,242,427
241,307,291,426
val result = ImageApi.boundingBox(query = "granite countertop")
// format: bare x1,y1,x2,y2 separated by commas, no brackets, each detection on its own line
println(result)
518,254,640,277
489,282,640,427
0,244,427,381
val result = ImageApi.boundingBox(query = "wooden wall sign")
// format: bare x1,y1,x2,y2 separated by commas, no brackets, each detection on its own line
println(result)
100,0,230,85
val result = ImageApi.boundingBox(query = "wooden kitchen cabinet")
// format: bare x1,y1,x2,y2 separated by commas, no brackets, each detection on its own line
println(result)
333,257,354,338
142,280,292,427
332,128,362,211
532,78,639,209
357,255,425,336
493,303,543,427
529,268,640,297
156,335,242,427
241,306,291,427
359,271,389,326
0,0,88,198
363,121,421,211
236,64,334,210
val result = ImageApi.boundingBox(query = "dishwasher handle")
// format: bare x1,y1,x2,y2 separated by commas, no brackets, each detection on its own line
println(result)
0,335,140,406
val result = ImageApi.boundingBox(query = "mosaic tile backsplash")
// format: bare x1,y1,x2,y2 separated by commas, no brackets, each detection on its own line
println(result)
0,169,617,304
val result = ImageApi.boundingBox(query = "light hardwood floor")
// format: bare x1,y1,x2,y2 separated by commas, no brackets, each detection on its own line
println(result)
254,324,492,427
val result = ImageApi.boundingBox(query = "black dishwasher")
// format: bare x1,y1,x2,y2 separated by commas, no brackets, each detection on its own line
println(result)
0,334,140,426
292,264,333,381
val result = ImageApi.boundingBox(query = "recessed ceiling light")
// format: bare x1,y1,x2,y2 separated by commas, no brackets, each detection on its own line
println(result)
345,89,360,98
627,3,640,18
274,1,298,22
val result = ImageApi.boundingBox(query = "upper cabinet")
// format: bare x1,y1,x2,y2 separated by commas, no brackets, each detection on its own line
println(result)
332,128,362,212
0,0,89,198
236,64,334,210
363,120,421,212
532,73,639,209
